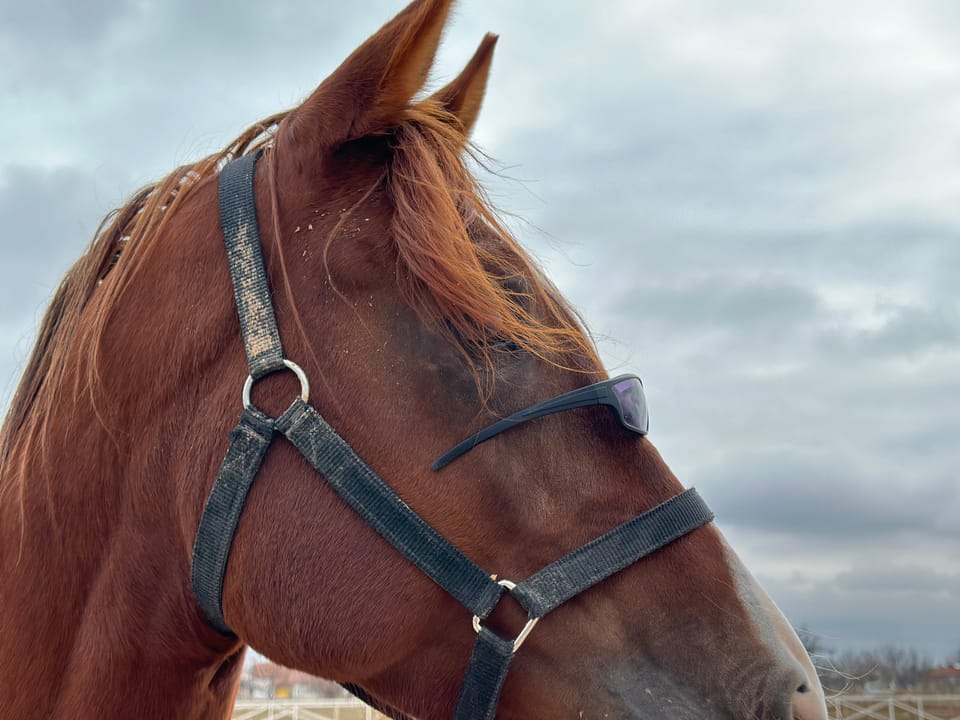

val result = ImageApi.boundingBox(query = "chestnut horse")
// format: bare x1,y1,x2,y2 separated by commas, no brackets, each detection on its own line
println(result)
0,1,828,718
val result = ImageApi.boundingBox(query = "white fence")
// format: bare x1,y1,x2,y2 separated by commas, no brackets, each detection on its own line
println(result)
233,694,960,720
232,698,387,720
828,695,960,720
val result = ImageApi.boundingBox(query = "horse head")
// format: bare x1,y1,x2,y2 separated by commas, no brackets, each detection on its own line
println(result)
0,1,828,718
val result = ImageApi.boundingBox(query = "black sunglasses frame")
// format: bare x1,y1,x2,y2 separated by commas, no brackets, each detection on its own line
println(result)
432,374,649,470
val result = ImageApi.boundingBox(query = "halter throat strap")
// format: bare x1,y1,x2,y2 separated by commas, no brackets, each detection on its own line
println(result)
190,153,714,720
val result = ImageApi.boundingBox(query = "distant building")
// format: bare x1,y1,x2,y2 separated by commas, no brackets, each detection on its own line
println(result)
927,664,960,692
238,661,348,699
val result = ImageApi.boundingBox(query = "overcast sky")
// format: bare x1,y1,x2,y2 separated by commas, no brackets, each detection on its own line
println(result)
2,1,958,662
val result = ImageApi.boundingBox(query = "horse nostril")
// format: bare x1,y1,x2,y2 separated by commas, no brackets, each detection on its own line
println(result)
792,678,827,720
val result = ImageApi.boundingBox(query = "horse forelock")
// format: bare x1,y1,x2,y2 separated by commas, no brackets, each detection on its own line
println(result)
385,101,601,383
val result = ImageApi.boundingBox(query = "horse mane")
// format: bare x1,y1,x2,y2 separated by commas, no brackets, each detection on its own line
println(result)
385,100,599,378
0,112,288,493
0,100,598,495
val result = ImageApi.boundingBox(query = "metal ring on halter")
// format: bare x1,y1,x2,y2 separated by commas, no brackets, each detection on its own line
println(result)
471,579,541,653
242,359,311,411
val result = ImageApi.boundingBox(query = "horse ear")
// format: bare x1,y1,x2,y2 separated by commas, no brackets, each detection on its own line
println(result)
429,33,498,138
289,0,454,149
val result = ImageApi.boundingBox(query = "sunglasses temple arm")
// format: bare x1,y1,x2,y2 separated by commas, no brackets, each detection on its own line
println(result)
431,417,520,470
513,386,604,420
431,388,603,471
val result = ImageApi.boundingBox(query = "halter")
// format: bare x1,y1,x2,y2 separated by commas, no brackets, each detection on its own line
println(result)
191,152,714,720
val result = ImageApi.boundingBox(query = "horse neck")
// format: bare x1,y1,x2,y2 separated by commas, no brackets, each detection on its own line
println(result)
0,199,246,719
0,384,243,719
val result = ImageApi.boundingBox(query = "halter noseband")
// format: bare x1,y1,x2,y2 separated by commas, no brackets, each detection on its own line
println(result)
191,152,714,720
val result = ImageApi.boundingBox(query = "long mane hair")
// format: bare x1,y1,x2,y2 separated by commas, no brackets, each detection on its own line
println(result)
0,101,598,497
0,113,285,495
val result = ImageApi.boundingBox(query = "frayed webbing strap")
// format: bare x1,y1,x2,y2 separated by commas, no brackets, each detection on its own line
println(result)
276,398,505,619
191,408,275,635
219,151,285,379
452,629,515,720
513,487,714,617
451,488,714,720
192,153,288,637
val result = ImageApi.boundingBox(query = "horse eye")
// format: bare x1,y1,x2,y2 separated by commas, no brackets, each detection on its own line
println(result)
490,339,521,354
444,321,523,359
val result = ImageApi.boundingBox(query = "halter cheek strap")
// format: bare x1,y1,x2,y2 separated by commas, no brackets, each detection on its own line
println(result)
191,152,714,720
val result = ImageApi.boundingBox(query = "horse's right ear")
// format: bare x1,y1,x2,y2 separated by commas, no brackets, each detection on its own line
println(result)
286,0,454,151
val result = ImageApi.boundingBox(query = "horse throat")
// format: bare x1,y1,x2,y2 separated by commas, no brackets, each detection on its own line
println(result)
0,412,243,720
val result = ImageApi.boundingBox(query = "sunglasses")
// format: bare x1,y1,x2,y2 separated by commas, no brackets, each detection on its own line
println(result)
432,374,649,470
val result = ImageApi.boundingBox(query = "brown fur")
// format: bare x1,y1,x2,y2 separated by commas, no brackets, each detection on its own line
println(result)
0,114,286,503
0,1,826,718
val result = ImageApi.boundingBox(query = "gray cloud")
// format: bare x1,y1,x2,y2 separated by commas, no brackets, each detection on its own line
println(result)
701,452,959,540
0,164,108,395
0,165,100,286
1,0,958,660
834,564,960,596
0,0,133,90
821,302,960,358
759,562,960,657
610,278,821,337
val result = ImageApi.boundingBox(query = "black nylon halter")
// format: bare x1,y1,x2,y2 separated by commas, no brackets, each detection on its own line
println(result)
191,152,715,720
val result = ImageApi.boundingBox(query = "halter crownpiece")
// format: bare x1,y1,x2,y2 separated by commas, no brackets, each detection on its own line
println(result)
191,152,714,720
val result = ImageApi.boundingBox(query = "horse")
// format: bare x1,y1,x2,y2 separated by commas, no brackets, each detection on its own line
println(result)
0,1,828,718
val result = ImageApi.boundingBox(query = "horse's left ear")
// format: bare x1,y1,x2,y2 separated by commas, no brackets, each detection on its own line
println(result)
428,33,498,138
285,0,454,151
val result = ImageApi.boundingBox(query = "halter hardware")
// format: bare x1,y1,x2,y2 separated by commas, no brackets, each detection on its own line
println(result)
471,579,540,653
242,358,310,412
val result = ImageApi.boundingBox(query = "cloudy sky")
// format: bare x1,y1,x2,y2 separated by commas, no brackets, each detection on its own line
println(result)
2,1,958,662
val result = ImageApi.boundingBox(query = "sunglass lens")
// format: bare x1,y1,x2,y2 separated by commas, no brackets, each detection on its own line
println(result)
612,378,648,434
